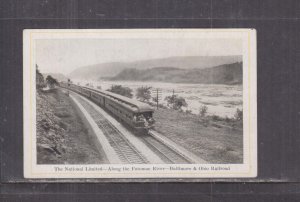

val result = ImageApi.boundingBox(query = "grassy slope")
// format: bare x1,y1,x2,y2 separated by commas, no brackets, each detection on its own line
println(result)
153,108,243,163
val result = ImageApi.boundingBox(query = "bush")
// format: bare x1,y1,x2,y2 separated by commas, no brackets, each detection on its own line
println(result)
185,109,192,114
108,85,133,98
136,86,152,102
199,105,208,117
85,83,94,88
225,116,231,123
198,118,209,127
46,75,58,89
152,97,159,103
234,108,243,121
211,115,221,121
165,95,187,110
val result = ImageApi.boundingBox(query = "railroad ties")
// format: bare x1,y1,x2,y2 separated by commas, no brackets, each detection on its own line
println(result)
73,94,149,164
69,90,194,164
143,135,191,164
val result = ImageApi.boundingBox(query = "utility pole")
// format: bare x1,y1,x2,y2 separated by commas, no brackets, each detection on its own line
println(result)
152,88,162,110
156,88,159,109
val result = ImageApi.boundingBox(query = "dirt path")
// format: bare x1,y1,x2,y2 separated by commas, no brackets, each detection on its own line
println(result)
36,88,108,164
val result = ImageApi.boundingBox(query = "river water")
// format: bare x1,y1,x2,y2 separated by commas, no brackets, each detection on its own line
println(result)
75,80,243,118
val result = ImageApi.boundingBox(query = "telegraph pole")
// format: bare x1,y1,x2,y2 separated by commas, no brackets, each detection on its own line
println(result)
156,89,159,109
152,88,162,110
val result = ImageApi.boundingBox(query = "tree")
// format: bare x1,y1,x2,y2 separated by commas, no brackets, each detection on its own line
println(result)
36,65,45,89
108,85,133,98
199,105,208,117
67,79,73,86
46,75,58,89
165,95,187,110
234,108,243,121
136,86,152,102
152,97,158,102
165,95,176,106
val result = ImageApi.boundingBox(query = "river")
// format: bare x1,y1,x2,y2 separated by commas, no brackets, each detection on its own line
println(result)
75,80,243,118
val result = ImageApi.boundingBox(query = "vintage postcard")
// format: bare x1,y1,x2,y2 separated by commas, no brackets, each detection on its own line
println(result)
23,29,257,178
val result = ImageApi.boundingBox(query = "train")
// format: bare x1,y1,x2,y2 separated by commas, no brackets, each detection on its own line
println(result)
60,82,155,133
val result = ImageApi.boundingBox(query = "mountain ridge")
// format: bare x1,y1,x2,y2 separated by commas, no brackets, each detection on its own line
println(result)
69,55,242,80
105,62,243,85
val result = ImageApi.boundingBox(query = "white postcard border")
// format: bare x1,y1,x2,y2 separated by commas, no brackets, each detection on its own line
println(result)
23,29,257,178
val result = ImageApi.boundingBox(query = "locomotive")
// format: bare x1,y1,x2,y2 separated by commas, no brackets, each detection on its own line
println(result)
60,82,155,133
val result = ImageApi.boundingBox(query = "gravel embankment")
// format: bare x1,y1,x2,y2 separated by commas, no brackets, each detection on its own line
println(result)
36,88,107,164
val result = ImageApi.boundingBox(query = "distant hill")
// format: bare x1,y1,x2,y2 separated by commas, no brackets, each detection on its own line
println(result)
107,62,243,85
69,62,126,80
43,73,68,82
69,55,242,80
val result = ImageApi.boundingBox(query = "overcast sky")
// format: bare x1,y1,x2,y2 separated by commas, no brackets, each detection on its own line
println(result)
36,38,242,75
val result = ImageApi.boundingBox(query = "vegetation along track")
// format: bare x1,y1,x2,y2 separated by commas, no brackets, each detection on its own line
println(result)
73,93,149,164
143,132,192,164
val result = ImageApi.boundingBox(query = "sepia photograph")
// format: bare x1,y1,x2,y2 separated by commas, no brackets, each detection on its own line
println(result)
23,29,257,178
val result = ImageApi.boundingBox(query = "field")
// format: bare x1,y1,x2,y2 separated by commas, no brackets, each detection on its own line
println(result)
153,108,243,163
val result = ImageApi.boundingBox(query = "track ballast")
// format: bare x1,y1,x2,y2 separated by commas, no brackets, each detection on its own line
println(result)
73,93,149,164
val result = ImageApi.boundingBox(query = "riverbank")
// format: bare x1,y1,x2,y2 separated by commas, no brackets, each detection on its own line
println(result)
36,88,108,164
153,108,243,163
76,80,243,118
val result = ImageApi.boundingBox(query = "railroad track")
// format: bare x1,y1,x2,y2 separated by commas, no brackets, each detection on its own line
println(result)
70,91,193,164
73,93,149,164
143,132,192,164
